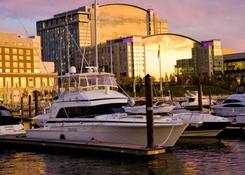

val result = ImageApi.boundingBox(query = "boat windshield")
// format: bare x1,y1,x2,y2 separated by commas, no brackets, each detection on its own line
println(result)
56,103,126,118
59,73,118,92
223,99,241,103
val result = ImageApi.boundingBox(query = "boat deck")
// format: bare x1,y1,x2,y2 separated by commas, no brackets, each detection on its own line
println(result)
0,135,166,156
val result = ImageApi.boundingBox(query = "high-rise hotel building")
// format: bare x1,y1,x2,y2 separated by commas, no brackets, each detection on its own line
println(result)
36,3,168,73
0,32,57,103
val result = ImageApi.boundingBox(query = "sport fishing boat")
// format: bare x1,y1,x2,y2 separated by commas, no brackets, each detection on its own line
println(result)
0,106,25,136
27,68,188,147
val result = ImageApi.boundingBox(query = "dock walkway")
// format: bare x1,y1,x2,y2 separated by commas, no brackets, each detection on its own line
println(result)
0,136,166,156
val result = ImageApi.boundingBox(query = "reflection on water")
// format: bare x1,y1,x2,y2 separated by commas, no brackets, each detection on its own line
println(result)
0,139,244,175
0,151,46,175
175,138,245,175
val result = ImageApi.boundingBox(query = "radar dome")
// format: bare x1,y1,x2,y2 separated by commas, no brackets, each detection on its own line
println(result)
69,66,76,74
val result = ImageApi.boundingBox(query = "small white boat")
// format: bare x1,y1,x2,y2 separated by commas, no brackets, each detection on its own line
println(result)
181,91,215,107
211,93,245,117
124,101,230,137
27,69,188,148
174,112,230,137
0,106,25,136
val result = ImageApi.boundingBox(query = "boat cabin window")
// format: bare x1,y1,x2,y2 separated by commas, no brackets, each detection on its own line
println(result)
56,103,126,118
0,110,12,117
223,99,241,103
223,104,245,107
187,97,195,103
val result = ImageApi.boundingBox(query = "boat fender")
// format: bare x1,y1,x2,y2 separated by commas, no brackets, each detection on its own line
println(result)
60,134,65,140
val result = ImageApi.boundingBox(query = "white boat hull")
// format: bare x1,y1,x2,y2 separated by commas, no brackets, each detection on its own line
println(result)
181,129,222,137
212,107,245,117
27,122,188,147
0,124,25,136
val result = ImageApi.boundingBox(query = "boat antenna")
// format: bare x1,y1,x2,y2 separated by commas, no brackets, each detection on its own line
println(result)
65,13,71,73
94,0,98,71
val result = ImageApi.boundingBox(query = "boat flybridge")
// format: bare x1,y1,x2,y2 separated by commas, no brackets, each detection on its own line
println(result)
27,67,188,148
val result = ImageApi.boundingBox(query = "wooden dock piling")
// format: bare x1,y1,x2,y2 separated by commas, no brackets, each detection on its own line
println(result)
34,91,38,116
145,74,154,148
197,82,203,111
28,95,31,118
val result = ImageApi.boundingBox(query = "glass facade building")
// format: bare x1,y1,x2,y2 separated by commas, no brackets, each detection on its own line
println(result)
224,52,245,81
85,34,225,82
85,34,218,81
36,3,168,73
201,40,224,76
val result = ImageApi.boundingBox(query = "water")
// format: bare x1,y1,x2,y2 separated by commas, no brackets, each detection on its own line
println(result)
0,139,244,175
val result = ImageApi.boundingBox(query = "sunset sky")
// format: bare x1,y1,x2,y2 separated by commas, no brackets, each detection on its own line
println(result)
0,0,244,52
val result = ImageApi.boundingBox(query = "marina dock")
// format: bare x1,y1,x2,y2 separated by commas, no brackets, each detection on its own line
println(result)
0,136,166,156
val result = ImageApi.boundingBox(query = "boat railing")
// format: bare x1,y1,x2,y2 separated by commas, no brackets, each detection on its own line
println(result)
58,72,119,93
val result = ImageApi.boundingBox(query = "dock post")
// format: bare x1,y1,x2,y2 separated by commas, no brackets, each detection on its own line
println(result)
20,96,23,117
34,91,38,116
145,74,154,148
209,89,212,110
28,95,32,118
197,82,203,111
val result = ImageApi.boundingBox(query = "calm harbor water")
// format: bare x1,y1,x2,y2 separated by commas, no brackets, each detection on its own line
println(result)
0,138,244,175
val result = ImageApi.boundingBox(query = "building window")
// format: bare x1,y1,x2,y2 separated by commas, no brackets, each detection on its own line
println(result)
19,69,24,73
0,55,2,60
13,69,18,73
5,69,10,73
5,77,12,88
5,55,10,60
0,69,2,73
4,48,10,54
12,49,17,54
5,62,10,67
26,63,31,68
13,77,19,88
13,62,18,68
26,49,31,55
20,77,26,88
19,62,24,68
18,49,23,55
19,56,23,60
28,77,34,87
26,56,31,60
0,62,2,67
35,78,41,88
26,69,32,73
13,55,18,61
